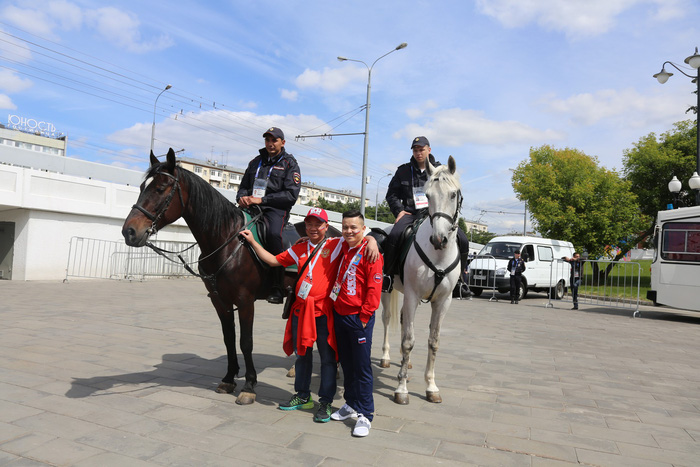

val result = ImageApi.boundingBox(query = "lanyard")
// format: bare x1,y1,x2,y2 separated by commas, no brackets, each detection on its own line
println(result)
304,239,326,281
254,155,283,180
335,242,366,286
410,165,425,188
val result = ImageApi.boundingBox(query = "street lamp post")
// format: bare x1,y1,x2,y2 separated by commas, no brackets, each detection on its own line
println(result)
150,84,172,153
338,43,407,216
654,47,700,205
374,172,392,220
668,176,682,208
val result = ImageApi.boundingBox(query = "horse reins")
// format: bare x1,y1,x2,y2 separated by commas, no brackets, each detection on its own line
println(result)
428,190,463,232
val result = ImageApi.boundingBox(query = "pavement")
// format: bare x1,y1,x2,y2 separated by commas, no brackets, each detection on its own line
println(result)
1,279,700,466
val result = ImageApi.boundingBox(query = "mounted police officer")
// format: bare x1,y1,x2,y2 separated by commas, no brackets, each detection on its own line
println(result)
383,136,470,291
237,127,301,303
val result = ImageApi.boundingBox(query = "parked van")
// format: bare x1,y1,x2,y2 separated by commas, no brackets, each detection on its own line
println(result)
467,235,575,300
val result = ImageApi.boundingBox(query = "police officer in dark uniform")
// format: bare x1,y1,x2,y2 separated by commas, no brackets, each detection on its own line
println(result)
237,127,301,303
383,136,470,288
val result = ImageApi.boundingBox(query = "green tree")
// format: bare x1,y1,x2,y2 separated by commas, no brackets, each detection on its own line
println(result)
622,120,698,244
312,196,395,224
512,145,646,259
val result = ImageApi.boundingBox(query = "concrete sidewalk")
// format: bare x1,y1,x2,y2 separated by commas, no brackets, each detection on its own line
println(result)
1,279,699,466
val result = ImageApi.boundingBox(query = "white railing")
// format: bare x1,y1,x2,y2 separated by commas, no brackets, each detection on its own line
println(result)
467,254,499,301
65,236,201,281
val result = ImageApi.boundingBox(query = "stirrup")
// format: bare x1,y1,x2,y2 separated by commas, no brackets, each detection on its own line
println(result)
382,274,393,293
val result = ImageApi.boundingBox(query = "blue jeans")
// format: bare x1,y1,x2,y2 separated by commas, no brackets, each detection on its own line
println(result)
291,313,337,404
334,312,375,421
571,278,581,307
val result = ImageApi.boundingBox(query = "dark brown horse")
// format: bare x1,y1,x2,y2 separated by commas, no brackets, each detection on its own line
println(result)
122,148,292,404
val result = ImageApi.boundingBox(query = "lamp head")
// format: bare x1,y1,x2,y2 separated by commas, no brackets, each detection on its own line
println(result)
684,47,700,69
396,42,408,50
668,176,682,194
653,68,672,84
689,172,700,191
165,84,172,90
337,56,347,62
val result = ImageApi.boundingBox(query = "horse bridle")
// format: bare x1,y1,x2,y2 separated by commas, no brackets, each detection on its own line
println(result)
132,169,185,236
428,190,463,232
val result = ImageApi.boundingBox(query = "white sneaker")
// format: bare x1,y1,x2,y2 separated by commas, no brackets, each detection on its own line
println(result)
352,415,371,437
330,403,358,421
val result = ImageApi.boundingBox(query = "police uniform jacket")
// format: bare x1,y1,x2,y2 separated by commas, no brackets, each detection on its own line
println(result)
236,147,301,215
506,257,526,276
386,154,440,217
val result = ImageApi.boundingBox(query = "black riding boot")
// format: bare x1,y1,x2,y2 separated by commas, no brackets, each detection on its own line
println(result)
457,252,473,297
267,266,284,304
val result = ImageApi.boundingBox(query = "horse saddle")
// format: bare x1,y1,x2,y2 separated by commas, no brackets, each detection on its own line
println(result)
241,209,299,273
369,213,428,281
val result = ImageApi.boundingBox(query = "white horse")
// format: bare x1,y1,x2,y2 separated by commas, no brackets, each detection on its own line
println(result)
379,156,463,404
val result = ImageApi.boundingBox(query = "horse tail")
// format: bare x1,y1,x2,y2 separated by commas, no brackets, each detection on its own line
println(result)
388,288,402,332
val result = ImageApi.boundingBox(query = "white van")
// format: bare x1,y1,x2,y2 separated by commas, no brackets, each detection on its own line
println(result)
467,235,575,300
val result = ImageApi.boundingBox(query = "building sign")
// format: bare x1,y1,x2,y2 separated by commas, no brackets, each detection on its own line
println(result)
6,114,63,138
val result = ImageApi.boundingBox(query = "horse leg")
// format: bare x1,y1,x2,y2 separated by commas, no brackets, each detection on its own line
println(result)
235,300,257,405
425,298,449,403
213,299,239,395
379,292,392,368
394,294,418,405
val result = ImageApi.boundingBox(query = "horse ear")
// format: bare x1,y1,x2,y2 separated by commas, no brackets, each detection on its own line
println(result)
426,162,435,176
166,148,176,172
448,156,456,174
150,151,159,167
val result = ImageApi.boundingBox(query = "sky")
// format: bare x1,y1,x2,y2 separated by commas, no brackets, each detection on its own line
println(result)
0,0,698,233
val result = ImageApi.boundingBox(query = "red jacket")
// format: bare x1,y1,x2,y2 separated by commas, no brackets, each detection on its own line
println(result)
332,238,384,323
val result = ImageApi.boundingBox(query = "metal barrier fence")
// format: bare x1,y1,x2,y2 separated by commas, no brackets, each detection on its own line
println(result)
467,255,499,301
546,258,642,317
65,236,201,281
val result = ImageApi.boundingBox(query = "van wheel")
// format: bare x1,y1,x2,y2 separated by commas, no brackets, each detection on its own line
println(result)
517,279,528,301
551,280,565,300
471,287,483,297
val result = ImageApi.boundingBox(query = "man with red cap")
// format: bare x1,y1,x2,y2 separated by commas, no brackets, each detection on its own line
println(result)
237,127,301,304
240,207,379,423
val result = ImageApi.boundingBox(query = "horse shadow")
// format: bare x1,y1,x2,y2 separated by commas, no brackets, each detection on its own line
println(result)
66,352,295,406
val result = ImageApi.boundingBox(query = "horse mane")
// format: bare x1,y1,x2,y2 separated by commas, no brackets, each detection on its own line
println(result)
427,164,461,192
146,162,241,232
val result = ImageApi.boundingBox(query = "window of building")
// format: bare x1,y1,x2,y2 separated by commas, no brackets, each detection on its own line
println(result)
194,166,203,174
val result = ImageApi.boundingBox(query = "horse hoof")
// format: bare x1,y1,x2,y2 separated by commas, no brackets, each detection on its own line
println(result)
393,393,409,405
379,359,390,368
235,391,256,405
216,382,236,394
286,367,295,378
426,391,442,403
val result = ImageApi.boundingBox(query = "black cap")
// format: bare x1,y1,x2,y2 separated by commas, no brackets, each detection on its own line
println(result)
263,127,285,140
411,136,430,148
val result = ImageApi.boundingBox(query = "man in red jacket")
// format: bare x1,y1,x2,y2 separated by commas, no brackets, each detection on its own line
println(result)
329,210,383,437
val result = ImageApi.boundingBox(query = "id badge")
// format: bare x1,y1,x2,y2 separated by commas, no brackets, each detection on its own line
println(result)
330,281,341,301
413,188,428,209
252,178,268,198
297,278,312,299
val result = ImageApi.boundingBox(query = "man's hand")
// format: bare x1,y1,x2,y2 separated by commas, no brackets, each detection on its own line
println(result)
295,236,309,245
238,196,262,208
365,236,380,263
239,229,256,245
395,210,410,223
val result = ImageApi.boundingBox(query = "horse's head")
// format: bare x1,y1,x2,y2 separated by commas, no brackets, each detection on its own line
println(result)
122,148,188,247
424,156,462,250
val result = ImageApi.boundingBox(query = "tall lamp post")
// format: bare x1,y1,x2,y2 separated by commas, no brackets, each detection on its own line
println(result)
654,47,700,205
150,84,172,153
338,42,407,216
374,172,392,220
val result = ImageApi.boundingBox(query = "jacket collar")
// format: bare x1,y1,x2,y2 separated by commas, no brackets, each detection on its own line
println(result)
259,147,287,164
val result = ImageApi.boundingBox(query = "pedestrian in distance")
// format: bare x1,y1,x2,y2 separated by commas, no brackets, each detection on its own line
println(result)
506,250,526,304
562,252,584,310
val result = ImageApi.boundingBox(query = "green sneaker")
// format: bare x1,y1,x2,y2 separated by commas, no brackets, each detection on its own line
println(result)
279,394,313,411
314,401,332,423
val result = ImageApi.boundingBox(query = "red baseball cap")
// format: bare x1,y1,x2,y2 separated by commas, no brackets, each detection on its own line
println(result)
305,207,328,223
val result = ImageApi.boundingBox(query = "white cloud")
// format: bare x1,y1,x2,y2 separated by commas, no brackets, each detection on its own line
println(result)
2,2,173,53
295,65,367,93
541,87,688,127
396,108,565,147
0,94,16,109
85,7,173,53
475,0,685,39
280,89,298,101
0,69,33,93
